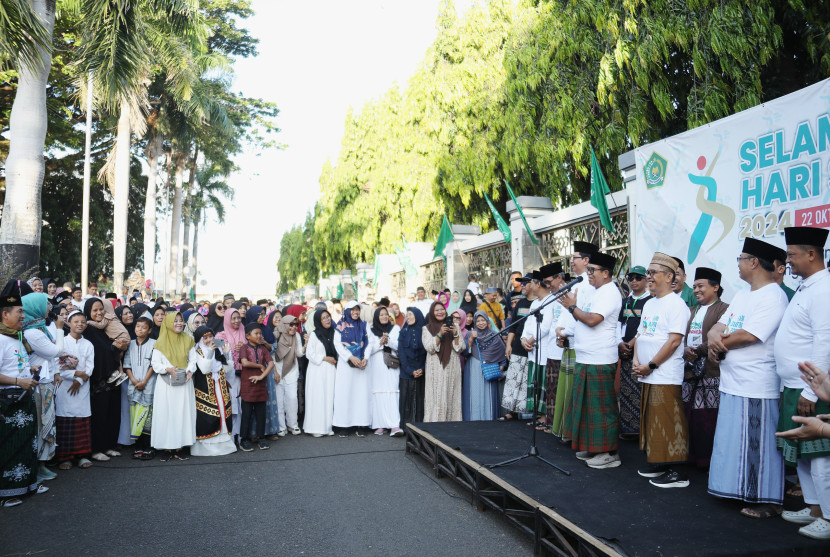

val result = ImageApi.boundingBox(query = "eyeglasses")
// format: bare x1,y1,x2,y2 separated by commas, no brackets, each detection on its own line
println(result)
736,255,757,263
217,306,224,310
626,274,644,281
586,266,603,275
289,322,299,327
571,255,585,261
645,269,665,277
452,316,461,321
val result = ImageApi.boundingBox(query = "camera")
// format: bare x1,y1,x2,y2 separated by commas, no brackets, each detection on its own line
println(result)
444,315,454,328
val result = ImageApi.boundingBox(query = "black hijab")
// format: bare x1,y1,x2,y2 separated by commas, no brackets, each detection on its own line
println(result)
313,309,338,361
398,306,426,376
82,298,120,384
370,307,394,338
206,303,224,333
460,289,478,315
115,305,136,339
149,304,166,340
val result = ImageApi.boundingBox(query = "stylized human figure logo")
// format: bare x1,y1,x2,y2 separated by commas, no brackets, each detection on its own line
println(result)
688,153,736,263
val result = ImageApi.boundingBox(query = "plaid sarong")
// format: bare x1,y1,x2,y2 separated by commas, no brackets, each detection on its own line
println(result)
551,348,575,437
639,383,689,464
563,362,619,453
544,359,560,425
56,416,92,461
777,387,830,467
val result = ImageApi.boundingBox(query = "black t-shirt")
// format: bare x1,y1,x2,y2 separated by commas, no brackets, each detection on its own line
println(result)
508,297,534,357
618,293,652,342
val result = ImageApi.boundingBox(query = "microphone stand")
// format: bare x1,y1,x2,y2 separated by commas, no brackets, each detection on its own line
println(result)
487,283,577,476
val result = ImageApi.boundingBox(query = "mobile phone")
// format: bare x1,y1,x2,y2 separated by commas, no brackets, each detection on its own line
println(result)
214,339,225,350
30,366,41,381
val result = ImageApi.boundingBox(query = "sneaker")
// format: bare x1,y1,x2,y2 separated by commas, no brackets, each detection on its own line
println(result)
258,440,270,450
638,463,669,478
239,440,254,452
291,427,301,435
783,508,820,525
575,451,592,461
276,430,287,438
327,431,335,436
649,469,689,488
586,453,622,469
799,518,830,540
312,433,323,438
390,427,404,437
374,428,386,436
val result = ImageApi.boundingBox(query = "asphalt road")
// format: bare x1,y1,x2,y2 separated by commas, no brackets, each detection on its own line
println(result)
0,433,532,556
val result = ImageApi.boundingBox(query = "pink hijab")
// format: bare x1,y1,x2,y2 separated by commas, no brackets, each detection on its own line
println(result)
437,291,450,308
451,308,468,339
216,308,246,369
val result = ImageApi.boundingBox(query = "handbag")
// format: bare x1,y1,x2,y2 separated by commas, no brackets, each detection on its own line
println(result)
382,347,400,369
476,339,503,381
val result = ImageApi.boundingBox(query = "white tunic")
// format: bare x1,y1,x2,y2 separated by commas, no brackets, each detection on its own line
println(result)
303,333,337,435
0,333,32,388
367,326,401,429
55,335,94,418
521,294,554,363
187,346,236,457
150,350,196,449
23,325,63,382
332,330,372,427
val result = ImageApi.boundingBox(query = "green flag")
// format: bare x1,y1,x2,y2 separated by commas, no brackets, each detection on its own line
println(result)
325,286,331,299
484,192,511,244
336,283,344,298
504,181,539,245
590,147,614,232
396,243,418,279
433,215,454,260
373,251,380,286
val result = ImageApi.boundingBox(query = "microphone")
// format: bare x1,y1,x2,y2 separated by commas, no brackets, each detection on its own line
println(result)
552,275,583,296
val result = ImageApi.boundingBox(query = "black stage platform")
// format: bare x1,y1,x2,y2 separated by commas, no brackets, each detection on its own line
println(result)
405,420,829,557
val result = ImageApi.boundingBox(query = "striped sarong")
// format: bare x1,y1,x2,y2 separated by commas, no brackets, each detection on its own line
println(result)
55,416,92,461
563,362,619,453
34,381,56,461
639,383,689,464
708,393,784,505
0,392,39,498
777,386,830,467
551,348,575,437
525,360,546,414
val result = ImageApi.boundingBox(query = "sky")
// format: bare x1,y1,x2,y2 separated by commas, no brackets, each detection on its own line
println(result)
192,0,470,297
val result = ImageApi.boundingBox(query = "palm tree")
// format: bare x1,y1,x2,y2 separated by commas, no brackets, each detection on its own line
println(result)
0,0,52,68
0,0,55,271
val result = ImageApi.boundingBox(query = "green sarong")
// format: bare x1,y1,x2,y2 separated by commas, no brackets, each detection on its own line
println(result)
525,360,546,414
551,348,575,437
777,386,830,466
129,403,153,441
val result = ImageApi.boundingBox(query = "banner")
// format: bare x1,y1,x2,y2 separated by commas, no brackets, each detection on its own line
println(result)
631,78,830,299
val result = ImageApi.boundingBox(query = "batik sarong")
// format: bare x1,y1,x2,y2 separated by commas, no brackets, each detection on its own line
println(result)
1,392,39,497
682,361,719,468
618,358,641,435
640,383,689,464
501,355,528,413
544,359,560,425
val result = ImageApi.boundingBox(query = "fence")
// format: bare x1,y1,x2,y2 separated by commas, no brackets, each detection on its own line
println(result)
464,243,512,292
539,208,629,279
390,271,407,300
420,259,447,294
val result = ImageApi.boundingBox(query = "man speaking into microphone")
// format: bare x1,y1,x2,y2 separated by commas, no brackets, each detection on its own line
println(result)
558,251,622,469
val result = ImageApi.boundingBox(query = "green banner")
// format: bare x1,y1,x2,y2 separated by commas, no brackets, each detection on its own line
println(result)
433,214,454,260
484,192,511,244
504,180,539,245
590,147,614,232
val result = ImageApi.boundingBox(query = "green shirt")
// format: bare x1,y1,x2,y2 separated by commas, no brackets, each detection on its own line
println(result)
680,283,698,309
780,282,795,302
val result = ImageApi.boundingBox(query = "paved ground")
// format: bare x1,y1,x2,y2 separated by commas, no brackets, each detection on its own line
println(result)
0,433,532,556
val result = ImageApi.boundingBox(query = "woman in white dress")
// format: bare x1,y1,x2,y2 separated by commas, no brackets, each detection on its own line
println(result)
303,309,338,437
332,301,370,436
189,326,236,456
367,307,402,436
150,312,196,461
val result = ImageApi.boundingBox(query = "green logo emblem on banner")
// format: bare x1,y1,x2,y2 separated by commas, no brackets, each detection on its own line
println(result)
643,152,668,190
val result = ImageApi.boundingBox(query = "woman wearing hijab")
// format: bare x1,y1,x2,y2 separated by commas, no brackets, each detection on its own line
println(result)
423,301,466,422
216,307,245,444
398,307,427,430
436,291,450,309
284,304,309,418
274,315,305,436
115,305,136,340
115,305,137,448
230,301,248,320
150,304,166,340
189,326,236,456
82,298,123,461
22,293,64,480
463,311,505,421
179,303,194,314
206,302,225,333
263,310,281,345
390,303,406,328
303,310,338,437
460,289,477,316
333,301,370,436
185,311,206,340
150,312,196,461
450,308,469,371
447,291,462,314
131,302,150,323
367,307,402,436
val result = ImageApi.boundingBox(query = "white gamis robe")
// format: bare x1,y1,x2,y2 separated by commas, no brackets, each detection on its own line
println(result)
366,327,401,429
332,331,371,428
150,350,197,450
302,333,337,435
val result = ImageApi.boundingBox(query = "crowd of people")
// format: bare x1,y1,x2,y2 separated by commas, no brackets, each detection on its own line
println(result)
1,227,829,541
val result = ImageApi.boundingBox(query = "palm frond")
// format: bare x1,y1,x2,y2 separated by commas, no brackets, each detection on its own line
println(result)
0,0,53,71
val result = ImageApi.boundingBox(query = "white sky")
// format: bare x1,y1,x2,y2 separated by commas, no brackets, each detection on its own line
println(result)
193,0,468,297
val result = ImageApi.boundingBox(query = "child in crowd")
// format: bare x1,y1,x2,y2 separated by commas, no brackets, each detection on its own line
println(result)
86,298,130,385
123,316,156,459
55,310,95,470
239,322,275,451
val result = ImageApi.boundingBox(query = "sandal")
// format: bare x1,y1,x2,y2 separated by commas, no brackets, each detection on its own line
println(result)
159,451,173,463
740,504,782,519
172,452,189,461
35,484,49,494
1,498,23,507
58,461,72,470
787,483,803,497
105,449,121,457
78,458,92,469
91,452,110,462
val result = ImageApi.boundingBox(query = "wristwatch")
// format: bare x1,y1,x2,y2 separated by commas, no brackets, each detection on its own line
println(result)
648,361,658,370
567,305,577,314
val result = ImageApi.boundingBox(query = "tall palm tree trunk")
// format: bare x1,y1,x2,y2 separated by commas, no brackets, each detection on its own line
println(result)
143,134,162,283
180,153,197,295
0,0,56,272
191,210,201,299
112,97,131,296
168,154,186,298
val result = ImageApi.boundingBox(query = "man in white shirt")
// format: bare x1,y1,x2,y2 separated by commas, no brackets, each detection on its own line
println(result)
466,275,481,296
775,226,830,539
558,251,622,469
632,253,691,487
541,263,566,429
707,238,788,519
552,241,598,440
413,286,435,317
